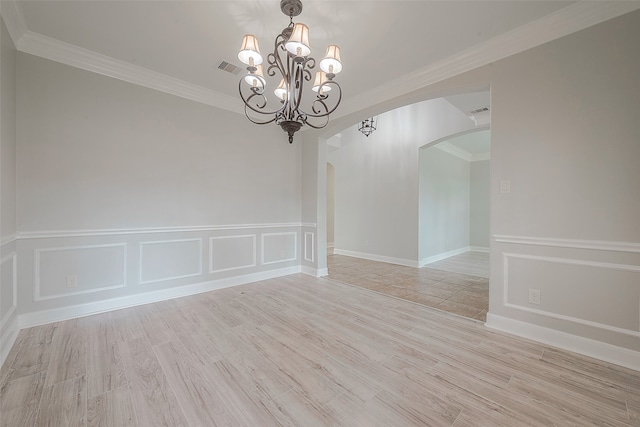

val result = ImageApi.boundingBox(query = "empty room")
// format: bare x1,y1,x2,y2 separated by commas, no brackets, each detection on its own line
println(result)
1,1,639,425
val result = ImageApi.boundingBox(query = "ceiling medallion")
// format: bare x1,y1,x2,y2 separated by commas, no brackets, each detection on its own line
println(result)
237,0,343,143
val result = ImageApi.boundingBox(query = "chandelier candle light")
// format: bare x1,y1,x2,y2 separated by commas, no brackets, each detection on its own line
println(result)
237,0,343,144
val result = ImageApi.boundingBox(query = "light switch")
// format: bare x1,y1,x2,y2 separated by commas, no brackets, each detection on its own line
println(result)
499,179,511,194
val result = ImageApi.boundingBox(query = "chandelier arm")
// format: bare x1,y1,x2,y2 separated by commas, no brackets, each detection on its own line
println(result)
244,106,278,126
297,81,342,119
302,114,330,130
238,79,288,117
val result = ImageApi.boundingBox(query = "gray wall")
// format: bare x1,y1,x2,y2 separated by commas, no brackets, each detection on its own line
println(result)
0,16,18,362
419,146,470,260
327,98,477,266
470,159,490,248
11,53,305,328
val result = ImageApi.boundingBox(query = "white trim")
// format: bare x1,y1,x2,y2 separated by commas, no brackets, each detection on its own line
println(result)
261,232,298,265
138,238,203,285
304,232,315,263
338,1,640,120
433,142,472,162
0,0,28,47
301,223,317,228
0,252,18,330
0,315,19,370
485,313,640,372
301,266,328,278
0,234,17,247
16,31,241,114
18,222,303,240
502,252,640,338
18,266,301,329
471,153,490,162
209,235,257,274
420,246,470,267
334,248,420,268
34,243,127,301
493,235,640,253
469,246,490,253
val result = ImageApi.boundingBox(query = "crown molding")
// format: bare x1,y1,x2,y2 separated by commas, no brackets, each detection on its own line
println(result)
4,1,640,116
433,141,472,162
0,0,28,46
17,31,242,114
338,1,640,120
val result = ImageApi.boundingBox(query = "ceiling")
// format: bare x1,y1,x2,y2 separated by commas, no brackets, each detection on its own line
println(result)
4,1,639,123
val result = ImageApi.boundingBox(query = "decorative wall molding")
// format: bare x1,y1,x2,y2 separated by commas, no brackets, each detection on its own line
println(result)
301,266,328,278
19,266,302,330
301,223,318,228
486,313,640,372
335,248,420,268
261,232,298,265
34,243,127,301
304,232,315,263
17,222,303,240
501,252,640,338
0,252,18,330
0,234,17,247
494,235,640,253
209,235,257,274
139,238,203,285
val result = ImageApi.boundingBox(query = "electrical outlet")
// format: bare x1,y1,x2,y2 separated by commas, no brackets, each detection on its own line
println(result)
528,289,541,305
66,274,78,288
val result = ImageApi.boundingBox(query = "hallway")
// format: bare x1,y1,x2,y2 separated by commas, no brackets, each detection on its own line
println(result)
327,254,489,322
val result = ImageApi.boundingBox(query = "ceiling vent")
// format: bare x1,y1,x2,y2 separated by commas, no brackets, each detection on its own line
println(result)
217,60,242,75
470,107,490,115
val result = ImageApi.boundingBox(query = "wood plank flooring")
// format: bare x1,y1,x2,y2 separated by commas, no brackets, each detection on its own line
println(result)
328,254,489,321
1,274,638,426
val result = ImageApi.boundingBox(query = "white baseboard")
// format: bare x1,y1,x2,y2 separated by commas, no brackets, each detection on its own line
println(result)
19,266,301,330
420,246,470,267
301,266,328,277
485,313,640,372
333,249,420,268
0,315,20,369
469,246,490,253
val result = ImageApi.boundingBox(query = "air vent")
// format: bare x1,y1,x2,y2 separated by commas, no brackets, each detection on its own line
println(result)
217,60,243,75
470,107,490,114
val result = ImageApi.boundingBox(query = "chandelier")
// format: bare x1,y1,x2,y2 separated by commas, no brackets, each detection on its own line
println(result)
358,117,377,137
237,0,343,144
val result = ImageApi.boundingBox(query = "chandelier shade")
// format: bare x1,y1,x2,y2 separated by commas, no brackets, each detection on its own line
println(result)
320,45,342,75
237,35,263,66
237,0,343,144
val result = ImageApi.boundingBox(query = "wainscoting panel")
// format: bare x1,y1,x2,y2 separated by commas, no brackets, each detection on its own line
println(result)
0,252,17,329
262,232,297,265
34,244,127,301
503,253,640,334
304,232,315,263
139,239,202,285
209,235,256,273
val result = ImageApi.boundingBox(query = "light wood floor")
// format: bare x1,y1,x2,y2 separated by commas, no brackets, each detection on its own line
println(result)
1,274,638,426
328,255,489,321
425,251,490,279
